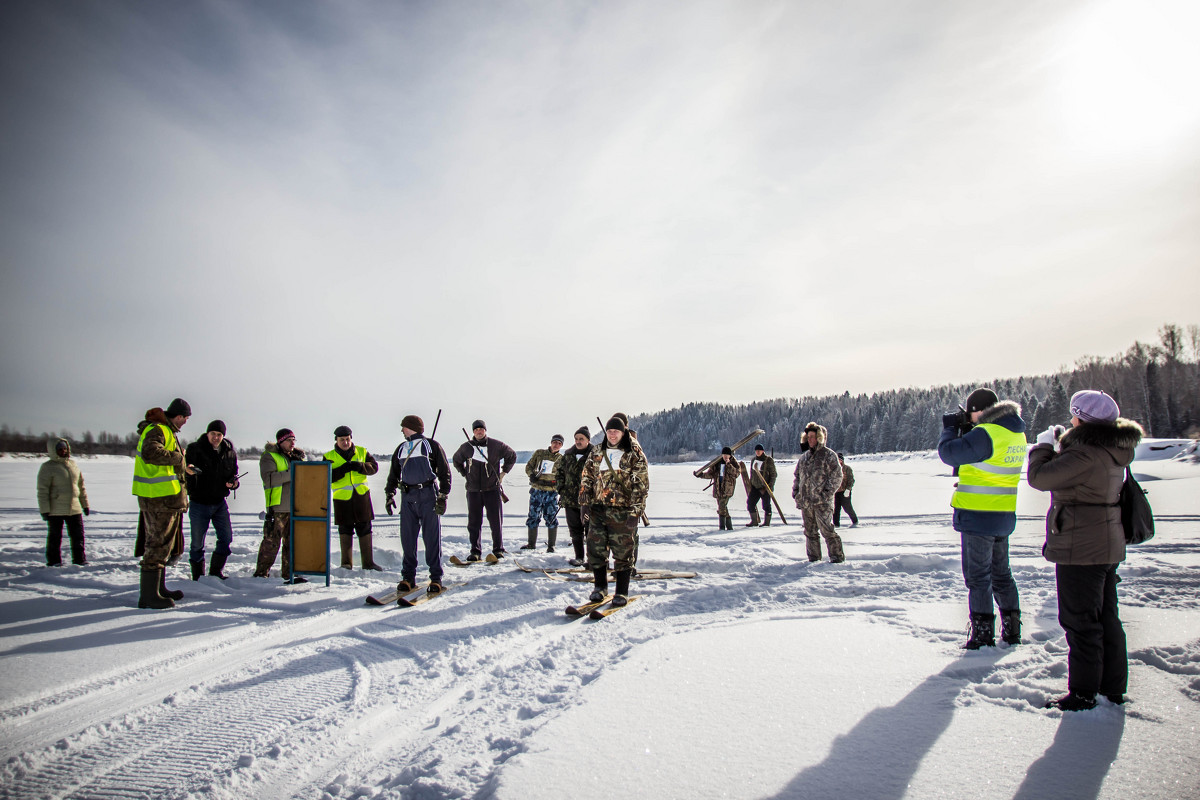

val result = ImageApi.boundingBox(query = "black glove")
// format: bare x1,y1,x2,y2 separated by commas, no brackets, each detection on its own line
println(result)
435,494,447,516
349,461,365,473
42,512,49,521
83,508,90,516
941,413,960,430
385,492,396,516
331,464,350,481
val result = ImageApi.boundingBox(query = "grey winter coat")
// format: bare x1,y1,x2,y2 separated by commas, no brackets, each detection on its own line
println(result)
1026,418,1143,565
37,439,89,516
792,424,842,508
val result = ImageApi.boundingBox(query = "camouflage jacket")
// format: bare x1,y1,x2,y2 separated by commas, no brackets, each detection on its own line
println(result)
838,463,855,493
553,443,592,509
792,424,842,507
524,448,562,492
579,442,649,517
747,454,778,490
699,457,741,498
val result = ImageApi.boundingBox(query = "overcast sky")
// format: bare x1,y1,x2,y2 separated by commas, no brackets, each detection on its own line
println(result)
2,0,1198,452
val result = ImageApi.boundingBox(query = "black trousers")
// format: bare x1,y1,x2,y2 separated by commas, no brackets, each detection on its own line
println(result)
834,491,857,526
746,487,770,516
466,490,504,554
47,514,86,565
1055,563,1127,697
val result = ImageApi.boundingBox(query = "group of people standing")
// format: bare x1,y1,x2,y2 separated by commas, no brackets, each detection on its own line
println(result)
34,386,1145,709
695,424,855,564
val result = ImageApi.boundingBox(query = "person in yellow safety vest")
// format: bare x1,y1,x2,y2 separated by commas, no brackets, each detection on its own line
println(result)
254,428,307,583
325,425,381,570
131,398,195,609
938,387,1029,651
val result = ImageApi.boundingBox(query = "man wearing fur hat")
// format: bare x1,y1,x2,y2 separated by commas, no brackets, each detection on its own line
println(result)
325,425,381,570
522,434,564,552
131,398,194,609
697,447,741,529
254,428,307,582
385,415,452,594
555,427,595,566
792,422,844,562
938,387,1028,650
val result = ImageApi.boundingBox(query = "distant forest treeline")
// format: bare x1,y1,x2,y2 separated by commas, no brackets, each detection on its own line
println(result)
3,325,1198,460
628,324,1200,462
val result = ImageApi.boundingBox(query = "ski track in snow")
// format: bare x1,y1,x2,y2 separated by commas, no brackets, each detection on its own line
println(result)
1,457,1198,799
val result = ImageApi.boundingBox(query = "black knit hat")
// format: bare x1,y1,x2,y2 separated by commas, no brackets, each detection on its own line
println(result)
605,416,626,432
165,398,191,418
207,420,227,435
575,426,591,439
276,428,295,444
754,444,764,452
401,415,424,434
721,446,732,455
472,419,486,431
334,425,352,438
551,434,564,444
613,412,629,427
966,388,999,413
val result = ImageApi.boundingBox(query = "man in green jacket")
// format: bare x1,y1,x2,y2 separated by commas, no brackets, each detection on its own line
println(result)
255,428,307,583
132,398,194,609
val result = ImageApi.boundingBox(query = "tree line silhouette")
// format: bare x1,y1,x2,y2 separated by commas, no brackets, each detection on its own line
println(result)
3,325,1196,460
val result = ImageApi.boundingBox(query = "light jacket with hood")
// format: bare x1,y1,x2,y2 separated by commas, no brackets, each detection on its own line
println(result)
37,438,88,516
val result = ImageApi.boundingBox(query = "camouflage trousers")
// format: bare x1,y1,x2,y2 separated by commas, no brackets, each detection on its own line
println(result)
715,494,733,516
138,501,183,571
801,502,844,562
254,512,293,579
525,489,560,530
586,505,639,572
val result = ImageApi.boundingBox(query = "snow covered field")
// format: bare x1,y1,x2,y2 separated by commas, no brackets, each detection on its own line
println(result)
1,446,1198,800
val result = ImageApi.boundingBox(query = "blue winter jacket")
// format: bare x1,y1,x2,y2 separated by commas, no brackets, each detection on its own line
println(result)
937,401,1027,537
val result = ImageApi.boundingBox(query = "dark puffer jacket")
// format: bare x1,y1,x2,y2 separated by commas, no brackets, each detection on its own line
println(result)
185,437,240,505
1026,418,1143,565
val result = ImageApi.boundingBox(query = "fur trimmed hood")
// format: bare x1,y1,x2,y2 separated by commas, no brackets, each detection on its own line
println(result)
977,400,1022,426
1059,417,1143,453
803,422,828,447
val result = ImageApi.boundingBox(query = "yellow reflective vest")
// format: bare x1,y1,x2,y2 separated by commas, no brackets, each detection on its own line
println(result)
326,446,370,501
131,423,182,498
951,423,1028,513
264,451,290,510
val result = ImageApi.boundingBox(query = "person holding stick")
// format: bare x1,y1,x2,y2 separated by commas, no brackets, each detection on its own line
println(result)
451,420,516,560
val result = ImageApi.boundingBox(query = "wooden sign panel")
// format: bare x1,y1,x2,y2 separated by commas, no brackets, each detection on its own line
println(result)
290,462,330,580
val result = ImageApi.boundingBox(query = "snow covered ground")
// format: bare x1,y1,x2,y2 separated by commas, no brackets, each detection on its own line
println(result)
1,445,1198,800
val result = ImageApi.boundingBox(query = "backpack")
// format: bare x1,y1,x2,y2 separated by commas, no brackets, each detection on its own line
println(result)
1119,468,1154,545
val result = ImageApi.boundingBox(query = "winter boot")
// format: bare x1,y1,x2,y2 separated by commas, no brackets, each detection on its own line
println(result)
1045,691,1097,712
806,535,822,562
726,515,735,530
138,569,174,610
359,533,382,571
746,508,761,527
964,613,996,650
590,566,608,602
159,569,184,601
521,526,538,550
339,533,354,569
828,535,846,564
571,535,585,565
762,509,772,527
427,580,444,595
612,569,631,606
396,578,416,593
1000,609,1021,645
716,516,724,530
546,526,557,553
208,551,229,580
190,560,204,581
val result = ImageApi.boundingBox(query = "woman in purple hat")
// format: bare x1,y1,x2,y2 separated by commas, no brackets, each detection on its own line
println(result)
1026,389,1144,711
